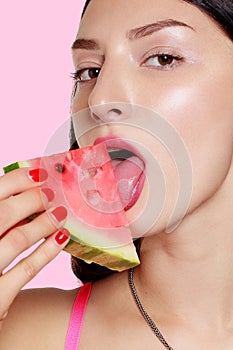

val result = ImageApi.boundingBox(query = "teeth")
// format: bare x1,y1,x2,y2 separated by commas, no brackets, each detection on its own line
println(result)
107,148,121,153
108,148,136,160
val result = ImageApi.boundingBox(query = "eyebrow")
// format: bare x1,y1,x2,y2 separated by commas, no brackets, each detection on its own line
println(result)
127,19,195,40
71,38,100,50
71,19,194,50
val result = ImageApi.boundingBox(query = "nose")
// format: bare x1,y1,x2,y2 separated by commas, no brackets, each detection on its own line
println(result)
88,61,133,122
90,103,133,123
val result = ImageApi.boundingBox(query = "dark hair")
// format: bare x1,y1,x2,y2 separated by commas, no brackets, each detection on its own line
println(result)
70,0,233,283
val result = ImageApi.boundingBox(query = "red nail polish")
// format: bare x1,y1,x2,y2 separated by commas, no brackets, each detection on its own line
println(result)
28,168,48,182
51,206,67,223
41,188,55,202
55,229,70,245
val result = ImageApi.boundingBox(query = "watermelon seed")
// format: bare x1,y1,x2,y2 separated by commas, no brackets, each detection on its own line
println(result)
55,163,66,173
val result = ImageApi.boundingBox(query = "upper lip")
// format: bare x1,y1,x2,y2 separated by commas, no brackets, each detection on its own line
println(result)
93,136,145,164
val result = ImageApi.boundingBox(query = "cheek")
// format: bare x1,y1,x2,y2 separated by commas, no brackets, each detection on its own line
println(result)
151,71,233,215
71,87,90,114
129,68,233,234
71,87,97,148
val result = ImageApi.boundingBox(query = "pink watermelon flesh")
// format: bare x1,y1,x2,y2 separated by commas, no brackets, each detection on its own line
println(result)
3,143,140,271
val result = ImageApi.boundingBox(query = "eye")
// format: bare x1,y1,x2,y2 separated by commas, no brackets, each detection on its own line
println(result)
143,53,183,70
71,67,101,82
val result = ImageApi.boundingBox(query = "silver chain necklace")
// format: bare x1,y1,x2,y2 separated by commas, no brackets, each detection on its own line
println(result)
128,267,175,350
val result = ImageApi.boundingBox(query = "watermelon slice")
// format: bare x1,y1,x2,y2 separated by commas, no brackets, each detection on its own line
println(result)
3,143,140,271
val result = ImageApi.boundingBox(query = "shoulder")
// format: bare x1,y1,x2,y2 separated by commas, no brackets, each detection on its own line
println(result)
0,287,80,350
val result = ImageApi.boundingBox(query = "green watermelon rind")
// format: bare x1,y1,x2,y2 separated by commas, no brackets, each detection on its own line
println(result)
63,219,139,271
3,161,29,173
64,239,139,271
3,156,140,271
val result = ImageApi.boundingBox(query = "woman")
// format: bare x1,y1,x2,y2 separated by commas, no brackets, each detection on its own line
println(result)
0,0,233,349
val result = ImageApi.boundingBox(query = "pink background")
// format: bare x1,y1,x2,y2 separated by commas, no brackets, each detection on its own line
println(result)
0,1,86,289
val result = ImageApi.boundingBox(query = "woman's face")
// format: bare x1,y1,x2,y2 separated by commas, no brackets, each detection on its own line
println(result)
71,0,233,237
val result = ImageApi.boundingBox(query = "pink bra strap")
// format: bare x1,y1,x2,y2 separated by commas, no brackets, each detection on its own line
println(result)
64,282,92,350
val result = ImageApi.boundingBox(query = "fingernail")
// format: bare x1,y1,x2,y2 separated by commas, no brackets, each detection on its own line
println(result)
55,228,70,245
41,188,55,202
28,168,48,182
51,206,67,223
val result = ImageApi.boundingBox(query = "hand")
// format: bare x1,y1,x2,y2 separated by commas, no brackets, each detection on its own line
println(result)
0,168,70,329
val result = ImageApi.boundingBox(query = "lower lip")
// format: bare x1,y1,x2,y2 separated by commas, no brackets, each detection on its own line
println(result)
124,171,146,211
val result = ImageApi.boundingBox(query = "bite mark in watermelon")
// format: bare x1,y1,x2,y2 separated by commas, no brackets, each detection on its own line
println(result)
3,143,140,271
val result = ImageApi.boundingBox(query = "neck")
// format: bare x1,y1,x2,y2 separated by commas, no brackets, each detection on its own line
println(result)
136,163,233,332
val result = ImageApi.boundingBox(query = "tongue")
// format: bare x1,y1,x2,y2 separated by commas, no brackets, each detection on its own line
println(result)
112,156,144,209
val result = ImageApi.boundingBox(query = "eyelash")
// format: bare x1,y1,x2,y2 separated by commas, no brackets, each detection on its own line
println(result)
71,67,100,84
71,52,184,85
142,51,184,70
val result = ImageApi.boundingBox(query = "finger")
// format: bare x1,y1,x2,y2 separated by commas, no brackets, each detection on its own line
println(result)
0,229,70,321
0,205,68,272
0,168,48,200
0,187,49,237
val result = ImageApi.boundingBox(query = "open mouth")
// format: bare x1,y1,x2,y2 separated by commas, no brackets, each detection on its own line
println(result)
94,137,146,211
107,148,136,160
107,147,146,211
